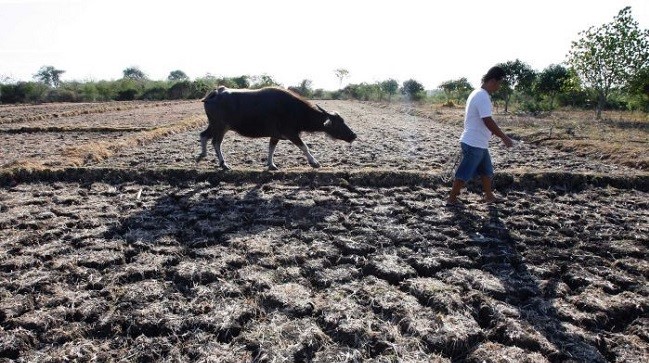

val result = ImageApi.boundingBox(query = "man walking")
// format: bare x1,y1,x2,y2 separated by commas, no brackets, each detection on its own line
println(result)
447,66,513,205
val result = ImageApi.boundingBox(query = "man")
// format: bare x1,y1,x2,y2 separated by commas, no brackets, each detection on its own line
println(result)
447,66,513,205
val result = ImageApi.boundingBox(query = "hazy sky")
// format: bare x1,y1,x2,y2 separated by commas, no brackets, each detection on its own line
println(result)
1,0,648,90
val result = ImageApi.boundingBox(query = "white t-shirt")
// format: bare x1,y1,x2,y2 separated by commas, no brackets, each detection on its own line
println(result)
460,88,492,149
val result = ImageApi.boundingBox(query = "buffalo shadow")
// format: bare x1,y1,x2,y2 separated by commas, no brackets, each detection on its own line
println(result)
104,181,349,248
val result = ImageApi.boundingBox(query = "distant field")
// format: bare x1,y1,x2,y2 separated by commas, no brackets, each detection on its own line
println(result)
0,100,647,362
405,103,649,170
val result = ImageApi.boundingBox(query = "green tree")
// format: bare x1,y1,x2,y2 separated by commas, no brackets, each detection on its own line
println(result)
122,67,147,80
251,74,280,89
556,69,590,108
495,59,536,112
535,64,571,109
567,6,649,118
231,75,250,89
34,65,65,87
401,79,426,101
168,70,189,82
380,79,399,101
626,67,649,110
289,79,313,98
439,77,473,103
334,68,349,88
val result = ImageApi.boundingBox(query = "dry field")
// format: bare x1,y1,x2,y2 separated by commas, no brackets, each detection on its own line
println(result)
0,99,647,362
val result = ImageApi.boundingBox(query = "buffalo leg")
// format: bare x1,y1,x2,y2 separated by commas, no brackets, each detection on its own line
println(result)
196,127,212,162
212,129,230,170
289,136,320,168
267,138,279,170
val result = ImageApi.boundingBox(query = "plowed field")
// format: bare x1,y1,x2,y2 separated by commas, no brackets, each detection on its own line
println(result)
0,100,647,362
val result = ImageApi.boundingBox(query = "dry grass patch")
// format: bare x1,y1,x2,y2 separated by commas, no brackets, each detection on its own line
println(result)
61,115,204,166
0,160,47,173
0,101,186,125
407,103,649,170
241,313,329,362
262,283,314,317
364,254,417,284
466,341,549,363
0,126,154,133
402,277,466,314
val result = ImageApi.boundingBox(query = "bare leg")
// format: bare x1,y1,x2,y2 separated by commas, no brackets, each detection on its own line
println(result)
481,175,496,202
447,179,465,204
267,138,279,170
289,136,320,168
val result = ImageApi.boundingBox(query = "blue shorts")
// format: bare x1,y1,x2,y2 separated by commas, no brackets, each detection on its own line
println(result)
454,142,494,182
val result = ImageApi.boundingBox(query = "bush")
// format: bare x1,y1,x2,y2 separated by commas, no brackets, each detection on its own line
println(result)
520,100,551,115
312,89,327,99
168,81,192,99
46,89,78,102
0,82,48,103
94,81,117,101
140,86,168,100
116,88,138,101
557,89,591,108
191,78,217,99
79,83,99,102
330,90,345,100
340,83,383,101
1,83,27,103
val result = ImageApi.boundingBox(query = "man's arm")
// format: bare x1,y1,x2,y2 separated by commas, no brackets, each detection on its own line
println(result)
483,117,513,147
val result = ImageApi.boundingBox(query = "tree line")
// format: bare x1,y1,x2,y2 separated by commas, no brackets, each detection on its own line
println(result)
1,7,647,117
0,66,428,104
0,68,277,104
439,7,648,116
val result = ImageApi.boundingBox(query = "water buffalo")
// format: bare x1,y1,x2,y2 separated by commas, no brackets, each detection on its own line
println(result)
196,86,357,170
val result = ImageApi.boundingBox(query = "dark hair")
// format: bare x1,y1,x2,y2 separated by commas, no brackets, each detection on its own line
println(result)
482,66,506,83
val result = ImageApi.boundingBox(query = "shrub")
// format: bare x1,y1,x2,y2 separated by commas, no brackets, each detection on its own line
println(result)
168,81,192,99
140,86,168,101
312,89,327,99
94,81,117,101
0,82,48,103
191,78,217,99
116,88,138,101
46,89,78,102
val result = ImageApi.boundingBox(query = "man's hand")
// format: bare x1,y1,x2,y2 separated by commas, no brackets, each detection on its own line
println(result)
502,135,514,148
483,117,513,147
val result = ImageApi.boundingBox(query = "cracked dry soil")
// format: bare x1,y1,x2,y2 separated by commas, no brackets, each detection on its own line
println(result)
0,100,647,362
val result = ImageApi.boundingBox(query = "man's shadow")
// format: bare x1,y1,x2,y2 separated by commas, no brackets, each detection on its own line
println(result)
448,202,607,362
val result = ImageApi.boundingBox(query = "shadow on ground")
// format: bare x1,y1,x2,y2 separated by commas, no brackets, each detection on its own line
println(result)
449,203,608,362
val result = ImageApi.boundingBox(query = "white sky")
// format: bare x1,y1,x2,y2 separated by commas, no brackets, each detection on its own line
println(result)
1,0,648,90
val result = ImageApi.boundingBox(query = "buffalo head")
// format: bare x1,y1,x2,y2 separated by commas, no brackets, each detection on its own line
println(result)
317,105,357,143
